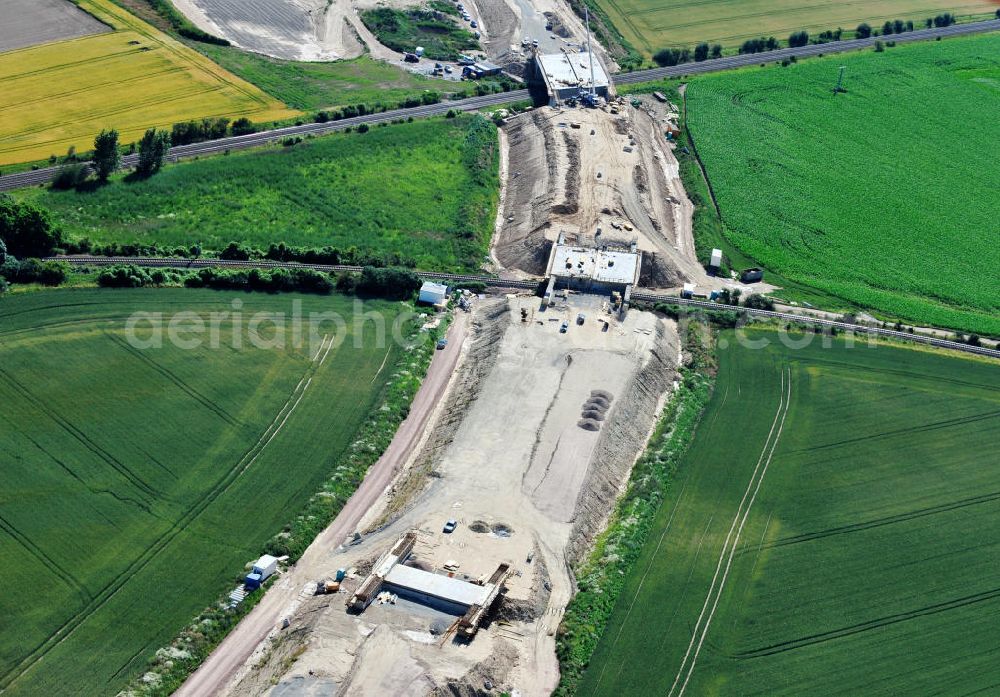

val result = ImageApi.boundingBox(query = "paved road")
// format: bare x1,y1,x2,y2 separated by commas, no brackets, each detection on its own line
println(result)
175,311,470,697
3,18,997,192
613,18,1000,84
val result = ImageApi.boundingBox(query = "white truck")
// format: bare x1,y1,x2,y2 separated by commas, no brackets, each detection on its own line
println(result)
245,554,278,590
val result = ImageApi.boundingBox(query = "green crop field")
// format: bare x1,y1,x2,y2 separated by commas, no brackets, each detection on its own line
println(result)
593,0,1000,56
20,115,499,270
578,330,1000,695
0,288,409,695
684,34,1000,336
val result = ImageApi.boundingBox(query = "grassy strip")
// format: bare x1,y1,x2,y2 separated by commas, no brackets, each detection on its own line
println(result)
114,0,229,44
565,0,643,70
195,48,448,112
554,321,716,695
23,116,500,271
121,307,446,696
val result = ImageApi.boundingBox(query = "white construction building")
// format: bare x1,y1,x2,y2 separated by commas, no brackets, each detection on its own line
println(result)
543,232,641,308
535,51,610,104
418,281,448,306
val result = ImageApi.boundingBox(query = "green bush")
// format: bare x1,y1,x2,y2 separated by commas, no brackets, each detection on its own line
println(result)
0,195,63,258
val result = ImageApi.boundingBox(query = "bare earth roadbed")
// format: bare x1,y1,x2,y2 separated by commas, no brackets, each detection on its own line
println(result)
214,295,679,696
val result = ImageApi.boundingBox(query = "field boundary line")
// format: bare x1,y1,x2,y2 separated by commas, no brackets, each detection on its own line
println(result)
676,367,792,696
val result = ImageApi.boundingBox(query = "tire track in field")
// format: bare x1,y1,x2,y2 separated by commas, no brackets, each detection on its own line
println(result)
0,340,330,691
732,586,1000,659
21,433,149,521
0,45,149,82
786,356,1000,394
590,351,737,693
0,513,90,601
796,409,1000,453
0,66,181,114
107,333,242,428
0,368,159,505
668,366,792,697
752,490,1000,552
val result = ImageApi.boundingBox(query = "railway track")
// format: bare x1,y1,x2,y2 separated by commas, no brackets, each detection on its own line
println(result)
50,256,999,360
50,255,540,289
3,19,998,192
630,292,1000,360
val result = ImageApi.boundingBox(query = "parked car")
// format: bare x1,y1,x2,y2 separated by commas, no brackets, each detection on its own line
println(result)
436,338,448,350
576,313,585,325
560,320,569,333
470,19,477,28
443,519,458,533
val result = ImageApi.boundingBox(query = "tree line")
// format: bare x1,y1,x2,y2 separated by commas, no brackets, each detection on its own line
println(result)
654,12,967,66
95,263,423,300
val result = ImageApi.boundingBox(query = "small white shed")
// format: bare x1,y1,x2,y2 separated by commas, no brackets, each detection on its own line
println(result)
710,248,723,268
419,281,448,306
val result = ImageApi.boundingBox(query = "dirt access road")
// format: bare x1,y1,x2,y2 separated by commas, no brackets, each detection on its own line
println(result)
174,312,469,697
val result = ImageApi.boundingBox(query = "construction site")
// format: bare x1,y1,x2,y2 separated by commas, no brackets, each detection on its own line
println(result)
214,283,677,695
193,44,778,697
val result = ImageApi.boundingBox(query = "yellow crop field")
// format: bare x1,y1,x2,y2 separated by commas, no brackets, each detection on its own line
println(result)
596,0,1000,56
0,0,297,165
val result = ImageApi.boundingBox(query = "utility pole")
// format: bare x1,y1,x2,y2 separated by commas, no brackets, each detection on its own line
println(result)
585,5,596,97
833,65,847,94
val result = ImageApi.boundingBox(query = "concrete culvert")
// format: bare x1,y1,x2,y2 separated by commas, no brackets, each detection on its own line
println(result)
469,520,491,533
491,523,514,537
581,409,606,421
591,390,614,401
578,419,601,431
